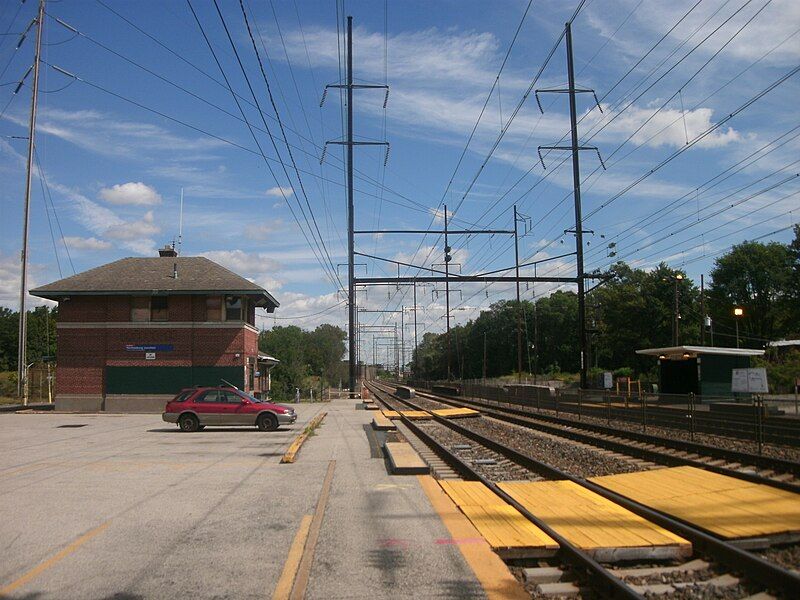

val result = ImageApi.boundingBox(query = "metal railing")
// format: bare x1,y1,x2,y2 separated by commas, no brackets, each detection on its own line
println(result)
407,379,800,452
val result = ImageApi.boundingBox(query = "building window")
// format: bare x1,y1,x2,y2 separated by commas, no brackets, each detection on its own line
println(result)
151,296,168,321
246,301,256,326
225,296,242,321
206,296,222,321
131,296,150,322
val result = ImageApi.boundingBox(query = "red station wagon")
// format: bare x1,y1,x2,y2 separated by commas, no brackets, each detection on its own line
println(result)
163,387,297,432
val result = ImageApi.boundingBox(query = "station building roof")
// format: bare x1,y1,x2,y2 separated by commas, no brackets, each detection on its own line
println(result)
636,345,764,358
30,256,279,312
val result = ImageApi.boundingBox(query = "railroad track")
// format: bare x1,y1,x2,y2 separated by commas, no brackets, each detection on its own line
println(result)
409,384,800,490
366,381,800,599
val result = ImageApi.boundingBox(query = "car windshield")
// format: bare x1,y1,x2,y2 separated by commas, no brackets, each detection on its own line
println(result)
241,393,264,403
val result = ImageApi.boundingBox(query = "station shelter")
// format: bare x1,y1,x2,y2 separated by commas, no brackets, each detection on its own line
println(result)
30,246,280,412
635,345,764,398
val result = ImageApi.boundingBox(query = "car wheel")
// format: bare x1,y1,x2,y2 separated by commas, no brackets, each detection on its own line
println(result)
257,413,278,432
179,414,200,432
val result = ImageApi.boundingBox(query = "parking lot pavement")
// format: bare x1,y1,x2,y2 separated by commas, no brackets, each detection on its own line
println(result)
0,405,327,600
0,400,487,599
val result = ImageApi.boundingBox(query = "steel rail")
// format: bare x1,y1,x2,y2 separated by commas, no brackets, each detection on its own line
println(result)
370,382,800,596
365,382,643,600
414,386,800,481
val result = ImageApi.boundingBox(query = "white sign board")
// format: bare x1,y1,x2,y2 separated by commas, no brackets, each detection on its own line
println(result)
731,368,769,394
602,372,613,389
145,352,156,360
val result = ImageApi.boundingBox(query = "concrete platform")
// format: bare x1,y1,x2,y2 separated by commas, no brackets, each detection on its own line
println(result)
500,480,692,562
399,410,432,420
371,413,396,431
591,466,800,540
432,407,481,419
384,441,430,475
0,397,513,599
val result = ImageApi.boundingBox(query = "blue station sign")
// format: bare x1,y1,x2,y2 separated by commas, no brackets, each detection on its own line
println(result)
125,344,174,352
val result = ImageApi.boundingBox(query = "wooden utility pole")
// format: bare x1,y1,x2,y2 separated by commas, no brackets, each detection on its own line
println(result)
17,0,44,403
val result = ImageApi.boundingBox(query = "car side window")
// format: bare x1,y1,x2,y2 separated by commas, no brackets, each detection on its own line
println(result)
196,390,219,403
221,391,243,403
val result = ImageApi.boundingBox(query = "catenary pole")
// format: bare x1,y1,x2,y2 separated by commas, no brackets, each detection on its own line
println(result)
444,204,452,380
346,16,356,397
514,205,522,382
17,0,45,402
565,22,588,390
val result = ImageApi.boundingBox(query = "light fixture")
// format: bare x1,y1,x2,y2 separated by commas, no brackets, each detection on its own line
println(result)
734,307,744,317
658,354,666,360
676,273,684,280
682,352,691,359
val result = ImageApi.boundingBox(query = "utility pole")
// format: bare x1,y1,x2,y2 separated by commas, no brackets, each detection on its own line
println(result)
346,16,355,397
322,16,388,397
533,268,540,383
700,274,705,345
514,205,523,383
400,306,404,379
413,281,418,364
444,204,452,380
535,21,604,390
17,0,44,402
565,22,587,390
482,331,487,384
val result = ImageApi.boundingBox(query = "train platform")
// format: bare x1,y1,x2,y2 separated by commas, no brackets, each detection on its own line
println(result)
498,480,692,562
591,465,800,542
284,397,528,598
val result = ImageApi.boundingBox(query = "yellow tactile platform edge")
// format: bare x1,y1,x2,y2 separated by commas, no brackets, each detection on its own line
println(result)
590,465,800,540
499,480,690,551
439,481,558,551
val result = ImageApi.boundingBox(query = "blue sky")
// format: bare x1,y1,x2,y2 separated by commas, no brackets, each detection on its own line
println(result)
1,0,798,363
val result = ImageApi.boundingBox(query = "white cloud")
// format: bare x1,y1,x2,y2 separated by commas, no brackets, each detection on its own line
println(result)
244,219,286,240
429,207,454,224
99,182,162,206
587,103,742,150
201,250,283,291
0,253,56,308
63,236,112,250
266,186,294,198
104,210,160,241
4,108,225,160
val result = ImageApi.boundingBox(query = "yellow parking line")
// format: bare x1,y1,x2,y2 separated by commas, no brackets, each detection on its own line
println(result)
271,515,313,600
0,521,110,595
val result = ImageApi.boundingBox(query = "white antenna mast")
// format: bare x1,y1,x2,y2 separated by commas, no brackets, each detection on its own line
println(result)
177,187,184,255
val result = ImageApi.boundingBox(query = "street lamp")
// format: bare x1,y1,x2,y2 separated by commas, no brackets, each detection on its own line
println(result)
733,307,744,348
663,273,684,345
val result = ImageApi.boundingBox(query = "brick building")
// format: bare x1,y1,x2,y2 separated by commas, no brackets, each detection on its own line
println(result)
30,248,279,412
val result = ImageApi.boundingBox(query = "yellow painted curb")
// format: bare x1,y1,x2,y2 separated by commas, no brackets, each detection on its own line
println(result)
281,412,327,463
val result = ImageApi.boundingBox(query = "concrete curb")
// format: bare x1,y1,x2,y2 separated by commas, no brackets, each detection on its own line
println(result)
0,403,54,413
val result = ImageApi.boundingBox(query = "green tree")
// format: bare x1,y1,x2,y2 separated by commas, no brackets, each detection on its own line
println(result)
259,326,308,401
707,239,797,347
0,306,58,371
591,263,698,373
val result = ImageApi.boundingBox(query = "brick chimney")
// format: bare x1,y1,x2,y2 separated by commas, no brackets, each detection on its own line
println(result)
158,244,177,258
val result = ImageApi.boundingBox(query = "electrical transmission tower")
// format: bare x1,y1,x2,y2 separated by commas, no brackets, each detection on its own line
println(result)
322,16,388,397
535,21,606,390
